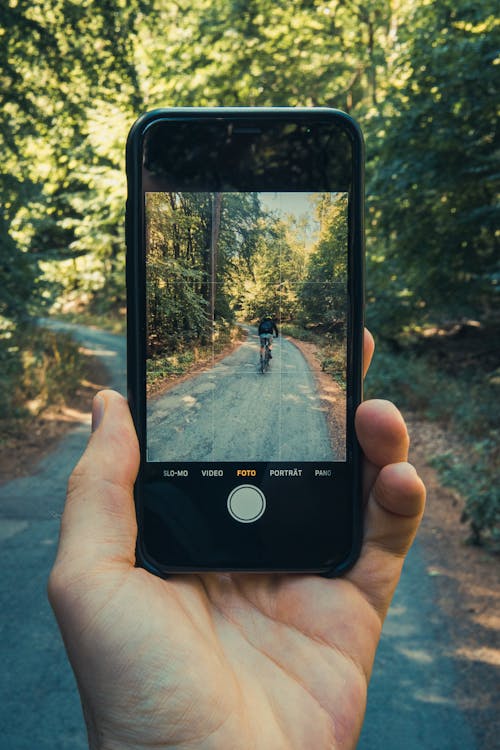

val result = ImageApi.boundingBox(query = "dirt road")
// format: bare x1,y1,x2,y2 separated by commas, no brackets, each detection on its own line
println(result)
147,328,337,462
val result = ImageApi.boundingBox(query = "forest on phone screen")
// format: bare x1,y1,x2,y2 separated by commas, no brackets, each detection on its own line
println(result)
1,0,498,540
145,192,347,386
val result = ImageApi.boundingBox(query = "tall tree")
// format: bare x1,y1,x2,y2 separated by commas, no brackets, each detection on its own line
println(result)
366,0,499,334
300,193,348,328
0,0,145,323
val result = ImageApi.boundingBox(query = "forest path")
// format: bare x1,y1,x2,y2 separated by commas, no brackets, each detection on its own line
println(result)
147,326,336,462
0,322,478,749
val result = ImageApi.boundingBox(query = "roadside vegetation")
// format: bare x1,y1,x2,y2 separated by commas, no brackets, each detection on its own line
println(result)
146,322,245,395
280,324,347,389
1,0,497,543
365,329,499,549
0,324,84,454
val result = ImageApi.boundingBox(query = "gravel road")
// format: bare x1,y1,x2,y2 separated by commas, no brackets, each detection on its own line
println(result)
0,321,478,749
147,328,336,462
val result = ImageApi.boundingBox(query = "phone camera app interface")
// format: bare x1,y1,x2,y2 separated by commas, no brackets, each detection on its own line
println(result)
145,191,348,464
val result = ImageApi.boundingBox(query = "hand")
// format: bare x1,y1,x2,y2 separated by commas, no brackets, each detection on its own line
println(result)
48,330,425,750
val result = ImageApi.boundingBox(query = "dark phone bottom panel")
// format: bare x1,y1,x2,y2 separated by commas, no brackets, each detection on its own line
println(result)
137,462,361,573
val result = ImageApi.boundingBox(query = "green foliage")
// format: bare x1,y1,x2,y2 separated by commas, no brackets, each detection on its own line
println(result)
1,0,144,328
146,320,240,390
0,213,40,323
0,325,84,419
234,216,304,323
280,323,316,342
318,340,347,383
1,1,142,424
147,349,197,384
367,0,499,331
139,0,388,110
299,194,348,327
145,191,267,353
432,440,500,549
4,0,497,335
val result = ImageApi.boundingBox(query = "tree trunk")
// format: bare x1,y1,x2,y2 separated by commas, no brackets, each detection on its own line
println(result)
209,192,222,337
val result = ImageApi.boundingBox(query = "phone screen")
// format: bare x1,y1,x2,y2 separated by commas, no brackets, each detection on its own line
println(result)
145,190,347,465
127,110,364,574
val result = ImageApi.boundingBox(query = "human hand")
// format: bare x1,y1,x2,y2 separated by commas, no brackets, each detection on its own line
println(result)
48,330,425,750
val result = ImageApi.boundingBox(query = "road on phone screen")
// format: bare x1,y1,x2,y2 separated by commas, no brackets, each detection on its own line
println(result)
147,326,336,462
0,321,478,750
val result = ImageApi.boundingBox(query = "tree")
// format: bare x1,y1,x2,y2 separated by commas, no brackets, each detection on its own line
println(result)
0,0,145,318
366,0,499,335
145,191,271,352
300,193,348,329
138,0,391,111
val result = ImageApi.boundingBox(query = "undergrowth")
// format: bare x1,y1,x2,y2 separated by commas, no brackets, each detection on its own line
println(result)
0,324,85,440
147,322,245,393
365,344,500,549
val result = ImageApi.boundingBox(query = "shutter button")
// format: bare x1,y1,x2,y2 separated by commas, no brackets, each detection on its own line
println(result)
227,485,266,523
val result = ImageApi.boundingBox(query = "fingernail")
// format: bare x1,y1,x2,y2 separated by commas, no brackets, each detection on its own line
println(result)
91,394,105,433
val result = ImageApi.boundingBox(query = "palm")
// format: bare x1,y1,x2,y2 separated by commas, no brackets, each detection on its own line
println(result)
75,566,379,750
50,381,425,750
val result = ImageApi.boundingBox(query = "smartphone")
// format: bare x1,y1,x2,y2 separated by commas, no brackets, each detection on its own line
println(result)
126,108,364,576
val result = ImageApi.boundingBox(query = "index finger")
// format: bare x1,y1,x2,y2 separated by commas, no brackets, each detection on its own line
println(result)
363,328,375,379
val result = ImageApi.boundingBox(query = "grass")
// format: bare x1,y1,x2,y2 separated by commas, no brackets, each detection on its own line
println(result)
0,323,85,445
147,322,245,393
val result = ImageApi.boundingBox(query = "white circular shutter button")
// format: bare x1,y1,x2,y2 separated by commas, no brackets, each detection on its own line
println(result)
227,485,266,523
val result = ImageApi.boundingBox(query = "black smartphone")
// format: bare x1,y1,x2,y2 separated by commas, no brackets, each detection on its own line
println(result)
126,108,364,576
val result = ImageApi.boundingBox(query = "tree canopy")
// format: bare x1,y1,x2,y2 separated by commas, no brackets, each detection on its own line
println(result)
1,0,498,341
145,191,348,355
366,0,499,334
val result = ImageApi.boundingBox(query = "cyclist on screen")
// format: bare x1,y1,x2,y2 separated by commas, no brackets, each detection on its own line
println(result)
258,314,279,359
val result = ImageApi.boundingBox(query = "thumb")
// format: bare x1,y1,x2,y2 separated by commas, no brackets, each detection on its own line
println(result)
53,390,140,576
